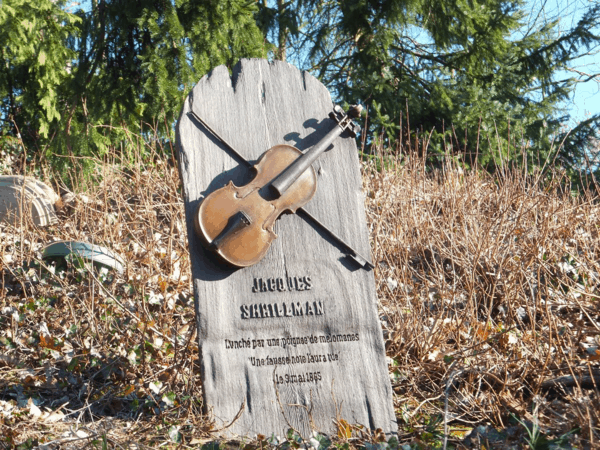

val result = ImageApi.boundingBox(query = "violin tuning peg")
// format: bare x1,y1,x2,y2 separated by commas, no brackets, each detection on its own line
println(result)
330,105,345,122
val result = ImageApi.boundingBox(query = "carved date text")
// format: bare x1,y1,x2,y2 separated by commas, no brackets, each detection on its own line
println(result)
275,372,322,385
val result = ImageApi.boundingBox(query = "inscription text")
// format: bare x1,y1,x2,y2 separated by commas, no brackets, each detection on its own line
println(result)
252,276,312,293
241,300,324,319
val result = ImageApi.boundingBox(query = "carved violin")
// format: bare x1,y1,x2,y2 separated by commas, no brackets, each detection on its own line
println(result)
194,104,362,268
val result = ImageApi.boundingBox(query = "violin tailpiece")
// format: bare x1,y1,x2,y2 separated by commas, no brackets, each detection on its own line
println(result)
210,210,252,251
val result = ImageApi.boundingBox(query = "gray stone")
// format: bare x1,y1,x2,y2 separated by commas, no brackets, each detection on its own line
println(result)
0,175,58,226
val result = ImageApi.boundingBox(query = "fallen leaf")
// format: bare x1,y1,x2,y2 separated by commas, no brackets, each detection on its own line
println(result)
43,409,65,423
28,399,42,418
427,349,440,361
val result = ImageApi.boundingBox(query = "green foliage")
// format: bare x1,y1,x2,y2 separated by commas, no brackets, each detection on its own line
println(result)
0,0,80,142
512,413,578,450
276,0,600,172
0,0,267,165
72,0,265,129
2,0,599,178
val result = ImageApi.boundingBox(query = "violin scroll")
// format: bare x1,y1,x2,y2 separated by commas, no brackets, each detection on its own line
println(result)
329,104,362,138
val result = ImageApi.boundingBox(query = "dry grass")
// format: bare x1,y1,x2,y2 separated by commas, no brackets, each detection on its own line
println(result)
365,149,600,447
0,134,599,448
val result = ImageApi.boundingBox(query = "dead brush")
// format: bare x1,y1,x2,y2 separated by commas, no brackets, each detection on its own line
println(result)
1,122,599,447
365,145,600,446
0,130,210,447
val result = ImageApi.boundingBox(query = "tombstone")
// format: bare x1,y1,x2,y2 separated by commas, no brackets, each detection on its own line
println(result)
177,59,396,438
0,175,59,226
42,240,125,274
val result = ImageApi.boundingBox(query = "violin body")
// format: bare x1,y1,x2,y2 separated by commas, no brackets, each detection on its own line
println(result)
194,104,361,268
195,144,317,267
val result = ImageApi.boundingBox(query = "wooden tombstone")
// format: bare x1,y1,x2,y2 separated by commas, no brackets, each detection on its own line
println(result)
177,59,396,438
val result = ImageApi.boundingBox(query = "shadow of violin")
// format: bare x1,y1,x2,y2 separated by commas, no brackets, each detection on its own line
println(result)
187,113,350,281
283,117,334,152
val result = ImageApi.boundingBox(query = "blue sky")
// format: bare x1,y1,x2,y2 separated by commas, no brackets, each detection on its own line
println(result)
568,65,599,127
543,0,600,126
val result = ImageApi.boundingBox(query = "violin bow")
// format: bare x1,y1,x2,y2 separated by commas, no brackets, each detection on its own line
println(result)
187,109,375,271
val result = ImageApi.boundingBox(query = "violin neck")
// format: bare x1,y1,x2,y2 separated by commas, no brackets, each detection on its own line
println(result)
270,105,360,197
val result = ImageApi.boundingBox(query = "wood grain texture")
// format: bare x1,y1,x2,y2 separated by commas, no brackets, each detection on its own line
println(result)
176,59,396,438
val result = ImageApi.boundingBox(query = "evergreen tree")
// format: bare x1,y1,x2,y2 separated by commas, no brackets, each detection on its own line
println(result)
0,0,79,146
1,0,267,158
272,0,600,172
64,0,267,157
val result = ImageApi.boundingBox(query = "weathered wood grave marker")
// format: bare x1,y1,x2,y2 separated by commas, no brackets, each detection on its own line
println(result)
177,59,396,437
